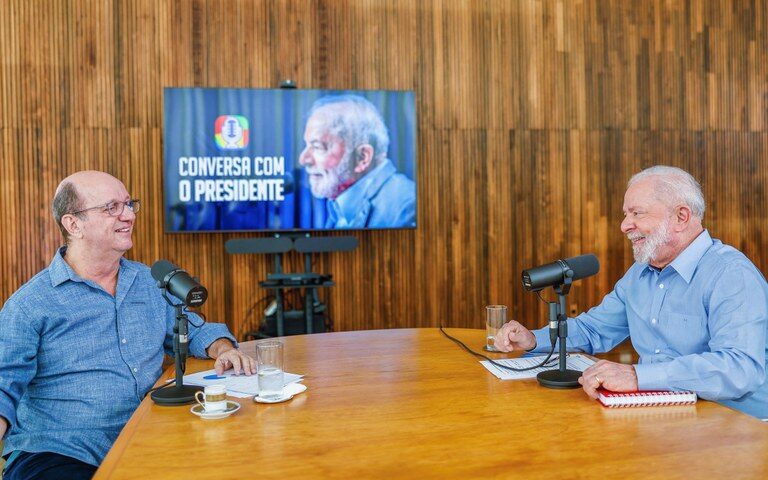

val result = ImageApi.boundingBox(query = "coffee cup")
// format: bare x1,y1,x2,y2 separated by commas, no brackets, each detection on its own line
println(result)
195,384,227,412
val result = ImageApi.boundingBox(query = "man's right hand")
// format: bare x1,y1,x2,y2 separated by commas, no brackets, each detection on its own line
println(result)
494,320,536,352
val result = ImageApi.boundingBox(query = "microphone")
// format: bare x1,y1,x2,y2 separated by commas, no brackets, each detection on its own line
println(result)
149,260,207,405
521,254,599,292
150,260,208,307
521,254,599,389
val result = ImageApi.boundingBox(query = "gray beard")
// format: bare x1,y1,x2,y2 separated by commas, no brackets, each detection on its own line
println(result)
307,153,356,199
631,221,671,264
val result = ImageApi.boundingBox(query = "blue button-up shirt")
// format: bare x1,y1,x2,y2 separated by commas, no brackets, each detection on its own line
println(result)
0,248,236,466
325,159,416,229
532,230,768,418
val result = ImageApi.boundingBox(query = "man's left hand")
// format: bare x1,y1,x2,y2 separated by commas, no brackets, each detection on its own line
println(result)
578,360,638,400
207,338,256,376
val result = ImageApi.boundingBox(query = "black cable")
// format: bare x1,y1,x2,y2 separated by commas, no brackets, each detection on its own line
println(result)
536,290,549,304
439,326,559,372
241,295,274,336
186,307,205,328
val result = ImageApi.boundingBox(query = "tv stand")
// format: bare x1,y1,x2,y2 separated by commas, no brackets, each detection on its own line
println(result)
225,234,358,338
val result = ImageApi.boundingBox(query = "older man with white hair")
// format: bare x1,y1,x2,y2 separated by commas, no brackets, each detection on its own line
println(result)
298,94,416,229
495,165,768,419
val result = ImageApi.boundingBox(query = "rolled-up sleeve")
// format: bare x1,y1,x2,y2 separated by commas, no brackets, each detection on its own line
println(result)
635,264,768,400
0,299,40,435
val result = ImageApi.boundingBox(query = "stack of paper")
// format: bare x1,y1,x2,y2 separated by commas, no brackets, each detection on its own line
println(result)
183,368,304,398
481,354,595,380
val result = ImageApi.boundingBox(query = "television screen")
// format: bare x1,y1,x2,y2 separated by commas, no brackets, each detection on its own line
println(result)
163,88,417,232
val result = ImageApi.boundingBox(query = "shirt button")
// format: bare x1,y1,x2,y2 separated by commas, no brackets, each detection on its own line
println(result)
654,349,660,354
121,339,127,344
659,284,664,289
651,318,657,324
133,367,138,373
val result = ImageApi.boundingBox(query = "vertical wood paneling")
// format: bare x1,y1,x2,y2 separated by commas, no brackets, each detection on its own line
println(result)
1,0,766,341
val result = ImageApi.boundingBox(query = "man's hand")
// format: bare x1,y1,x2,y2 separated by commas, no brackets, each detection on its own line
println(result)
207,338,256,376
578,360,638,399
493,320,536,352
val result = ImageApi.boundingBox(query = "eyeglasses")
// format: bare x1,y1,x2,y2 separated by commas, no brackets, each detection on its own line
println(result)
69,199,141,217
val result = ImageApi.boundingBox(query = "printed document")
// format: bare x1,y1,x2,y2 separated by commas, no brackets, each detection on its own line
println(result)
183,368,304,398
481,354,595,380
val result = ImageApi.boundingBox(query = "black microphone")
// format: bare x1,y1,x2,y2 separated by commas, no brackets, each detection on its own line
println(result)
521,254,599,292
150,260,208,307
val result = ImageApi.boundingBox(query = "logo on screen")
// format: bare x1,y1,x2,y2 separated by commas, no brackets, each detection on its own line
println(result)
215,115,249,149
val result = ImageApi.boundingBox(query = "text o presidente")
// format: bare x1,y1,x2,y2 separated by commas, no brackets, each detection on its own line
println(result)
177,156,287,202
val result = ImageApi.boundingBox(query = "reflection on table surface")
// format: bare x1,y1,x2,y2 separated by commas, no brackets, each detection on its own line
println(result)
96,329,768,480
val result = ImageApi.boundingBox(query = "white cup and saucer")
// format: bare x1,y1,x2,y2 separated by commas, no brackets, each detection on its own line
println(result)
190,384,241,419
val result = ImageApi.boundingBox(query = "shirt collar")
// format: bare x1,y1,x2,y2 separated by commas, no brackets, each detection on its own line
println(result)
639,229,713,283
330,159,395,225
49,246,77,287
48,245,137,289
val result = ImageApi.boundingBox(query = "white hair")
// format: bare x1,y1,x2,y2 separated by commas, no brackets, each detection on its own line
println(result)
628,166,706,220
308,95,390,163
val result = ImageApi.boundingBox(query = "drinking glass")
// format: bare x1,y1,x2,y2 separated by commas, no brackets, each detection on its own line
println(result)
485,305,507,352
256,340,284,397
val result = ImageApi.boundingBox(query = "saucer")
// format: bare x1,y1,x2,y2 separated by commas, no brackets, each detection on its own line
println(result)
190,400,241,419
254,382,307,404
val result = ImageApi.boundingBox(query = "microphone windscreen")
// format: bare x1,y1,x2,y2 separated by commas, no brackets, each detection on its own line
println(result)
564,254,600,280
151,259,178,283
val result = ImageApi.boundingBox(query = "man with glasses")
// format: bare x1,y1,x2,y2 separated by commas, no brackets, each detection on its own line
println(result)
0,171,255,479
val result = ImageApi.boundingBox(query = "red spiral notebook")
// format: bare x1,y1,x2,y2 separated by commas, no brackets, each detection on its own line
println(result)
597,388,697,408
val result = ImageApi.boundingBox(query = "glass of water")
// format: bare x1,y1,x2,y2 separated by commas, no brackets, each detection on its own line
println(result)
256,340,284,398
485,305,507,352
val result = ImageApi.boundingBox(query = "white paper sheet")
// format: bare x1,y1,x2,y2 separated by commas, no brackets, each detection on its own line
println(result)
481,354,595,380
183,368,304,398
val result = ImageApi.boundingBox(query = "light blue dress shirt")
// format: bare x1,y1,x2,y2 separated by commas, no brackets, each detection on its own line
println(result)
531,230,768,419
325,159,416,229
0,247,236,466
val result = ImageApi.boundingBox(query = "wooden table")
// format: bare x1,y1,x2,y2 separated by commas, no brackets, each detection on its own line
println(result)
96,329,768,479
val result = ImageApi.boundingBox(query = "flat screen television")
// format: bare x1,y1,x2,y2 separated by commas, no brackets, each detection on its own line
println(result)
163,88,417,232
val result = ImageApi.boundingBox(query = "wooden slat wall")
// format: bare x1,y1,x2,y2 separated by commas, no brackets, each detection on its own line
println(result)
1,0,766,340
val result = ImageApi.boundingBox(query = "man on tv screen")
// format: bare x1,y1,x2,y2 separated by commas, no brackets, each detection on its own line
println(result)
299,94,416,229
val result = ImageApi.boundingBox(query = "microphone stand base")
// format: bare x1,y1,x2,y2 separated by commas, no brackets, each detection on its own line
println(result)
537,368,582,389
150,384,202,406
